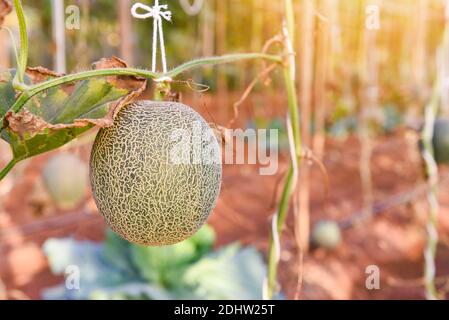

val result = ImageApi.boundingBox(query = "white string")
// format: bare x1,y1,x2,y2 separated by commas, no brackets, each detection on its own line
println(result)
271,212,281,264
52,0,66,73
131,0,172,73
179,0,204,16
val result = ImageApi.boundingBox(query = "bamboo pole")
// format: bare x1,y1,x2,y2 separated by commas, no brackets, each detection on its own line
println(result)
441,1,449,115
313,0,332,159
118,0,134,66
297,0,315,253
251,0,264,53
0,29,10,69
329,0,341,62
266,0,302,300
52,0,66,73
73,0,90,69
421,80,440,300
412,0,429,100
358,0,378,220
420,0,449,300
216,0,228,118
201,0,214,58
179,0,204,16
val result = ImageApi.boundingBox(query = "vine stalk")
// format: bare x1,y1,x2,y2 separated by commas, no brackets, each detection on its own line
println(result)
266,0,302,300
0,52,282,181
1,53,282,125
12,0,28,86
0,159,17,181
0,1,285,181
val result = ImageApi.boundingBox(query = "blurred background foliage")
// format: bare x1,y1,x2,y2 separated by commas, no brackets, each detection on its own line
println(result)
1,0,446,136
2,0,449,300
42,225,267,300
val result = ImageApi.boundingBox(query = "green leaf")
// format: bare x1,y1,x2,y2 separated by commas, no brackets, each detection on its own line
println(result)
102,229,137,276
42,237,168,300
189,224,216,254
129,225,215,288
182,244,267,300
130,240,198,288
1,58,146,162
42,238,129,289
0,70,17,118
42,234,267,300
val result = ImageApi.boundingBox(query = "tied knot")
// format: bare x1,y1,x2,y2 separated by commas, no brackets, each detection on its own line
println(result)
131,1,171,73
131,3,172,21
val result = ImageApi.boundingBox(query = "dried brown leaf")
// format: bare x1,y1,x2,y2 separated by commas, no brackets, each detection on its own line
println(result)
5,109,48,138
90,56,147,126
26,66,64,83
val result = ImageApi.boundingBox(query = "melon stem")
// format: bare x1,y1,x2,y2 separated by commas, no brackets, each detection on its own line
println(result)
1,53,282,126
266,0,303,300
0,159,18,182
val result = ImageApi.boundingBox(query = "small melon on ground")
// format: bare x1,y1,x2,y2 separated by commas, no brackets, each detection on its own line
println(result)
89,101,222,246
42,153,88,210
432,118,449,164
311,220,342,250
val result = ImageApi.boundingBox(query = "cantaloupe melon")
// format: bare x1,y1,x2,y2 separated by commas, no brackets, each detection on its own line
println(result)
42,153,88,210
89,101,222,246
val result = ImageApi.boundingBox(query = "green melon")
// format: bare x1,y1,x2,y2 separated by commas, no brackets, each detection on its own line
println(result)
311,220,341,250
432,118,449,164
42,153,88,210
89,101,222,246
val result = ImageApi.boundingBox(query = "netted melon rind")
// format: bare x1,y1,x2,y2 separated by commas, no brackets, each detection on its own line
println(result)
89,101,222,246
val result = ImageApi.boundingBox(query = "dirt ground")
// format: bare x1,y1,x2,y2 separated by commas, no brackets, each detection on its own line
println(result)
1,95,449,300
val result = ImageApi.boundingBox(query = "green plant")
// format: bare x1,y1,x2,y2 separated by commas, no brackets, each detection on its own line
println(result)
420,81,441,300
0,1,281,181
42,153,88,210
266,0,302,300
418,8,449,299
42,225,267,300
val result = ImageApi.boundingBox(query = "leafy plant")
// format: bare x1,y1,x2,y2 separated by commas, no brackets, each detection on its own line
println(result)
42,225,267,300
183,244,267,300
